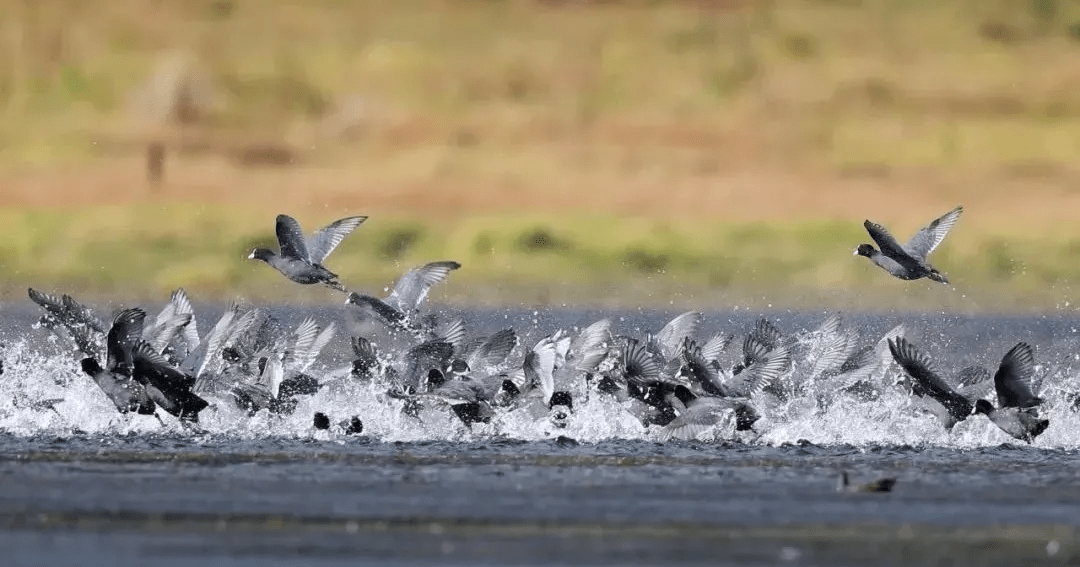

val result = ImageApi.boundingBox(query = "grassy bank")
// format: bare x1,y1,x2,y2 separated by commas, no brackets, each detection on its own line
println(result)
2,204,1079,313
2,1,1080,312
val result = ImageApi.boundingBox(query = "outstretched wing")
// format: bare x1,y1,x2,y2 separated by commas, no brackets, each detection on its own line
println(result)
107,308,147,376
655,311,702,360
622,339,661,388
384,261,461,314
743,318,782,367
275,214,310,262
863,220,913,264
994,342,1041,408
28,288,65,316
307,215,366,265
728,344,790,398
904,206,962,261
888,337,973,419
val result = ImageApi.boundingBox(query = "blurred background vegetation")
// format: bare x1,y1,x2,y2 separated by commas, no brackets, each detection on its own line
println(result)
2,0,1080,312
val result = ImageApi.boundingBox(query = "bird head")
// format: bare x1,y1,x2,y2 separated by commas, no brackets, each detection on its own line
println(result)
854,244,875,257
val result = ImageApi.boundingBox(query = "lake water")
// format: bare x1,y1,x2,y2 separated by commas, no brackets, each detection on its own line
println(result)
2,301,1079,565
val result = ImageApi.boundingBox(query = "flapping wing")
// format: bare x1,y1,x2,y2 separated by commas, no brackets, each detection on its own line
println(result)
144,291,195,355
524,335,558,403
655,311,702,360
61,294,108,333
863,220,913,264
183,302,238,378
888,337,973,418
680,339,726,397
435,318,467,350
466,329,518,373
994,342,1041,408
107,308,147,376
28,288,65,316
275,214,311,261
306,215,366,265
904,206,962,261
568,318,613,373
742,318,782,367
728,344,790,398
700,332,733,364
622,339,661,388
809,330,855,380
171,288,200,353
384,260,461,314
954,365,992,400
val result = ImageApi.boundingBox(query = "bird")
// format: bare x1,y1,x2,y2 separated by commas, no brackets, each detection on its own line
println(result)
855,205,962,284
658,385,760,441
888,337,978,430
249,214,366,292
972,342,1049,444
837,471,897,493
79,308,157,417
889,338,1049,443
345,260,461,337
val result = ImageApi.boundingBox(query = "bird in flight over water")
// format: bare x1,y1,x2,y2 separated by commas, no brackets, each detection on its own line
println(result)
855,205,963,284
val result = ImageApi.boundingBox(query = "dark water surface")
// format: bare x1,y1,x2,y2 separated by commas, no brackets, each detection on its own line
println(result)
3,304,1080,565
2,437,1078,566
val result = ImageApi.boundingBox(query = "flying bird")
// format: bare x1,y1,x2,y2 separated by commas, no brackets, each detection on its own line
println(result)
855,206,962,284
249,214,366,292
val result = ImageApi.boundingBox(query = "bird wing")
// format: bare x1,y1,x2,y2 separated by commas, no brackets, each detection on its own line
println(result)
384,261,461,314
182,302,238,378
743,318,783,366
466,329,518,373
61,294,108,333
144,291,194,355
351,335,380,363
524,335,558,403
993,342,1041,408
292,322,335,375
306,215,366,265
728,343,790,398
107,308,147,376
622,339,661,387
655,311,702,360
435,318,467,350
809,330,854,380
171,288,200,354
953,365,992,400
863,220,916,264
888,337,973,419
568,318,612,373
275,214,311,262
679,340,726,396
284,317,320,373
904,206,962,261
700,332,733,364
28,288,65,316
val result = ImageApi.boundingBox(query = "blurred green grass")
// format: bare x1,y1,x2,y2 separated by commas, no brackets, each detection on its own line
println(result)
3,204,1080,313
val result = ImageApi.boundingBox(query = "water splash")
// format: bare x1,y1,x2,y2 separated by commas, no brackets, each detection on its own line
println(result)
4,316,1080,449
